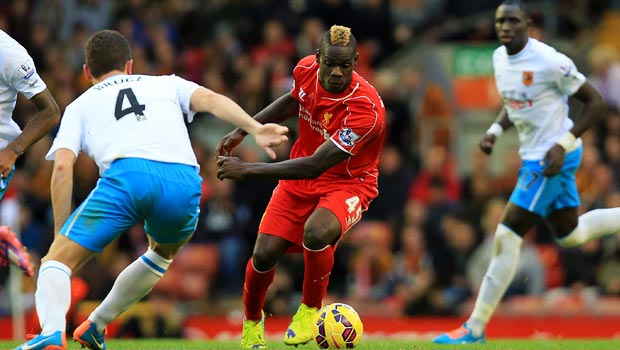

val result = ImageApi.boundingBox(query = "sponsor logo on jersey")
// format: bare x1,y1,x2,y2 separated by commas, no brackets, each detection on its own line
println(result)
522,71,533,86
338,128,360,147
508,99,533,109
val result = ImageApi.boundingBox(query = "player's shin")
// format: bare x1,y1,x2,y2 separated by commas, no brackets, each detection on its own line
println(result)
301,244,334,308
243,258,276,322
556,208,620,248
467,224,522,335
36,260,72,334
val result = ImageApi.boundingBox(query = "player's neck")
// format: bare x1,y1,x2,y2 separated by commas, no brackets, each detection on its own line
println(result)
506,37,529,56
91,70,128,84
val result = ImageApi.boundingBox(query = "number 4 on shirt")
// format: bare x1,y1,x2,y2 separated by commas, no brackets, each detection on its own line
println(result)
115,88,145,120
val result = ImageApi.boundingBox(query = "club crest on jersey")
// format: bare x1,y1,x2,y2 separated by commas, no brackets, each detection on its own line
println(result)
321,112,332,128
338,128,359,147
522,71,533,86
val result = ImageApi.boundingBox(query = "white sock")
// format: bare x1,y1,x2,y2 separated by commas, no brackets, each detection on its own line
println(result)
36,260,72,335
556,208,620,248
90,248,172,332
467,224,523,336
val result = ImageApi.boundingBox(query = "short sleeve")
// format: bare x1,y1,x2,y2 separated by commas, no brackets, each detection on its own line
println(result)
169,75,200,122
290,56,315,101
6,53,46,99
291,64,301,100
45,103,81,161
552,52,586,96
330,98,382,155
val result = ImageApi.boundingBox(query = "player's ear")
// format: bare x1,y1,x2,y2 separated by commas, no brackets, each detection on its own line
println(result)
125,59,133,75
83,64,93,82
315,49,320,63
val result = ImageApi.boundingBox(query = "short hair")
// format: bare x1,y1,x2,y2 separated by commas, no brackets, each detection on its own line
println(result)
320,25,357,52
500,0,529,18
84,30,131,78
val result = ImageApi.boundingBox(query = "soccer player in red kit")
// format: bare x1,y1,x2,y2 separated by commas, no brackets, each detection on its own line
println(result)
216,25,385,349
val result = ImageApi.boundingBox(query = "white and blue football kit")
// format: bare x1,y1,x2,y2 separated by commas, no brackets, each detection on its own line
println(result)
493,38,587,217
46,74,203,251
0,30,48,197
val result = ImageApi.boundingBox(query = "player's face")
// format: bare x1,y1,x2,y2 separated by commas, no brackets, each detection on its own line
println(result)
317,45,358,93
495,4,530,54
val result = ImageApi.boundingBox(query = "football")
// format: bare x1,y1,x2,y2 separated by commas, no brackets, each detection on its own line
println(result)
312,303,363,349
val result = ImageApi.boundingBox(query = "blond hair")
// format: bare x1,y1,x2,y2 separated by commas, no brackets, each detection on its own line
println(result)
320,25,356,52
329,25,351,47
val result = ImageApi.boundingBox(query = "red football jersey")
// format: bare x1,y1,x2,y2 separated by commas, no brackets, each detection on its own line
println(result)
281,55,386,193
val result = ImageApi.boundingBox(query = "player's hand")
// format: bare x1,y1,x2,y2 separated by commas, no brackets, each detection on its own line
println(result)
0,148,17,178
479,133,497,155
216,156,247,180
541,144,565,177
253,123,289,160
216,128,247,158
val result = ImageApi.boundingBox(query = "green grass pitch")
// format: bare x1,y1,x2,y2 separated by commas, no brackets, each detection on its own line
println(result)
2,338,620,350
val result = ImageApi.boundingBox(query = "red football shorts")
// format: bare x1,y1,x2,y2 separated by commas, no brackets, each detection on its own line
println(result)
258,183,376,249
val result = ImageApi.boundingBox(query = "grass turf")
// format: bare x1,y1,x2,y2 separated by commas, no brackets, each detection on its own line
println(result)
2,338,620,350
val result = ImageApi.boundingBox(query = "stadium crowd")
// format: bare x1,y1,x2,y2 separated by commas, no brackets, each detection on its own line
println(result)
2,0,620,333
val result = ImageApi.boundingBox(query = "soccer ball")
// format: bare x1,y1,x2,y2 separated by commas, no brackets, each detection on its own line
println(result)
312,303,363,349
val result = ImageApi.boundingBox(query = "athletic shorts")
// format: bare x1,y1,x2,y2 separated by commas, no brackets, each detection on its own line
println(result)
0,166,15,200
258,182,376,249
509,146,582,218
60,158,202,252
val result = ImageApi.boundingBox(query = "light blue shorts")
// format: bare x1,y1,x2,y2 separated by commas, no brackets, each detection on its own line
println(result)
60,158,202,252
509,146,582,218
0,166,15,200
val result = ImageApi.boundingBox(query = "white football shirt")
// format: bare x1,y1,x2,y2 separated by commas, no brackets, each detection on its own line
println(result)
46,74,200,175
493,38,587,160
0,30,47,148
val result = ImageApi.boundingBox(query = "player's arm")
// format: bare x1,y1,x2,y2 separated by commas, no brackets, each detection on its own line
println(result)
50,148,76,233
190,87,288,159
9,88,60,155
244,92,299,129
542,81,605,177
216,92,298,157
567,81,606,138
492,107,514,131
216,140,349,181
479,107,513,155
0,89,60,177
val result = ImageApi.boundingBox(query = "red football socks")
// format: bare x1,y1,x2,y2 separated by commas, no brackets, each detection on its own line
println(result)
243,258,275,321
301,245,334,309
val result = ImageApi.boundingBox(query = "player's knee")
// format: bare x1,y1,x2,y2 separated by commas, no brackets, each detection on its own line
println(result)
152,245,180,260
556,226,581,248
252,247,278,272
493,224,523,257
303,226,334,250
42,236,91,271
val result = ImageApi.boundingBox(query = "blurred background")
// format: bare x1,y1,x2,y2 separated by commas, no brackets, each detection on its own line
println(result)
2,0,620,340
